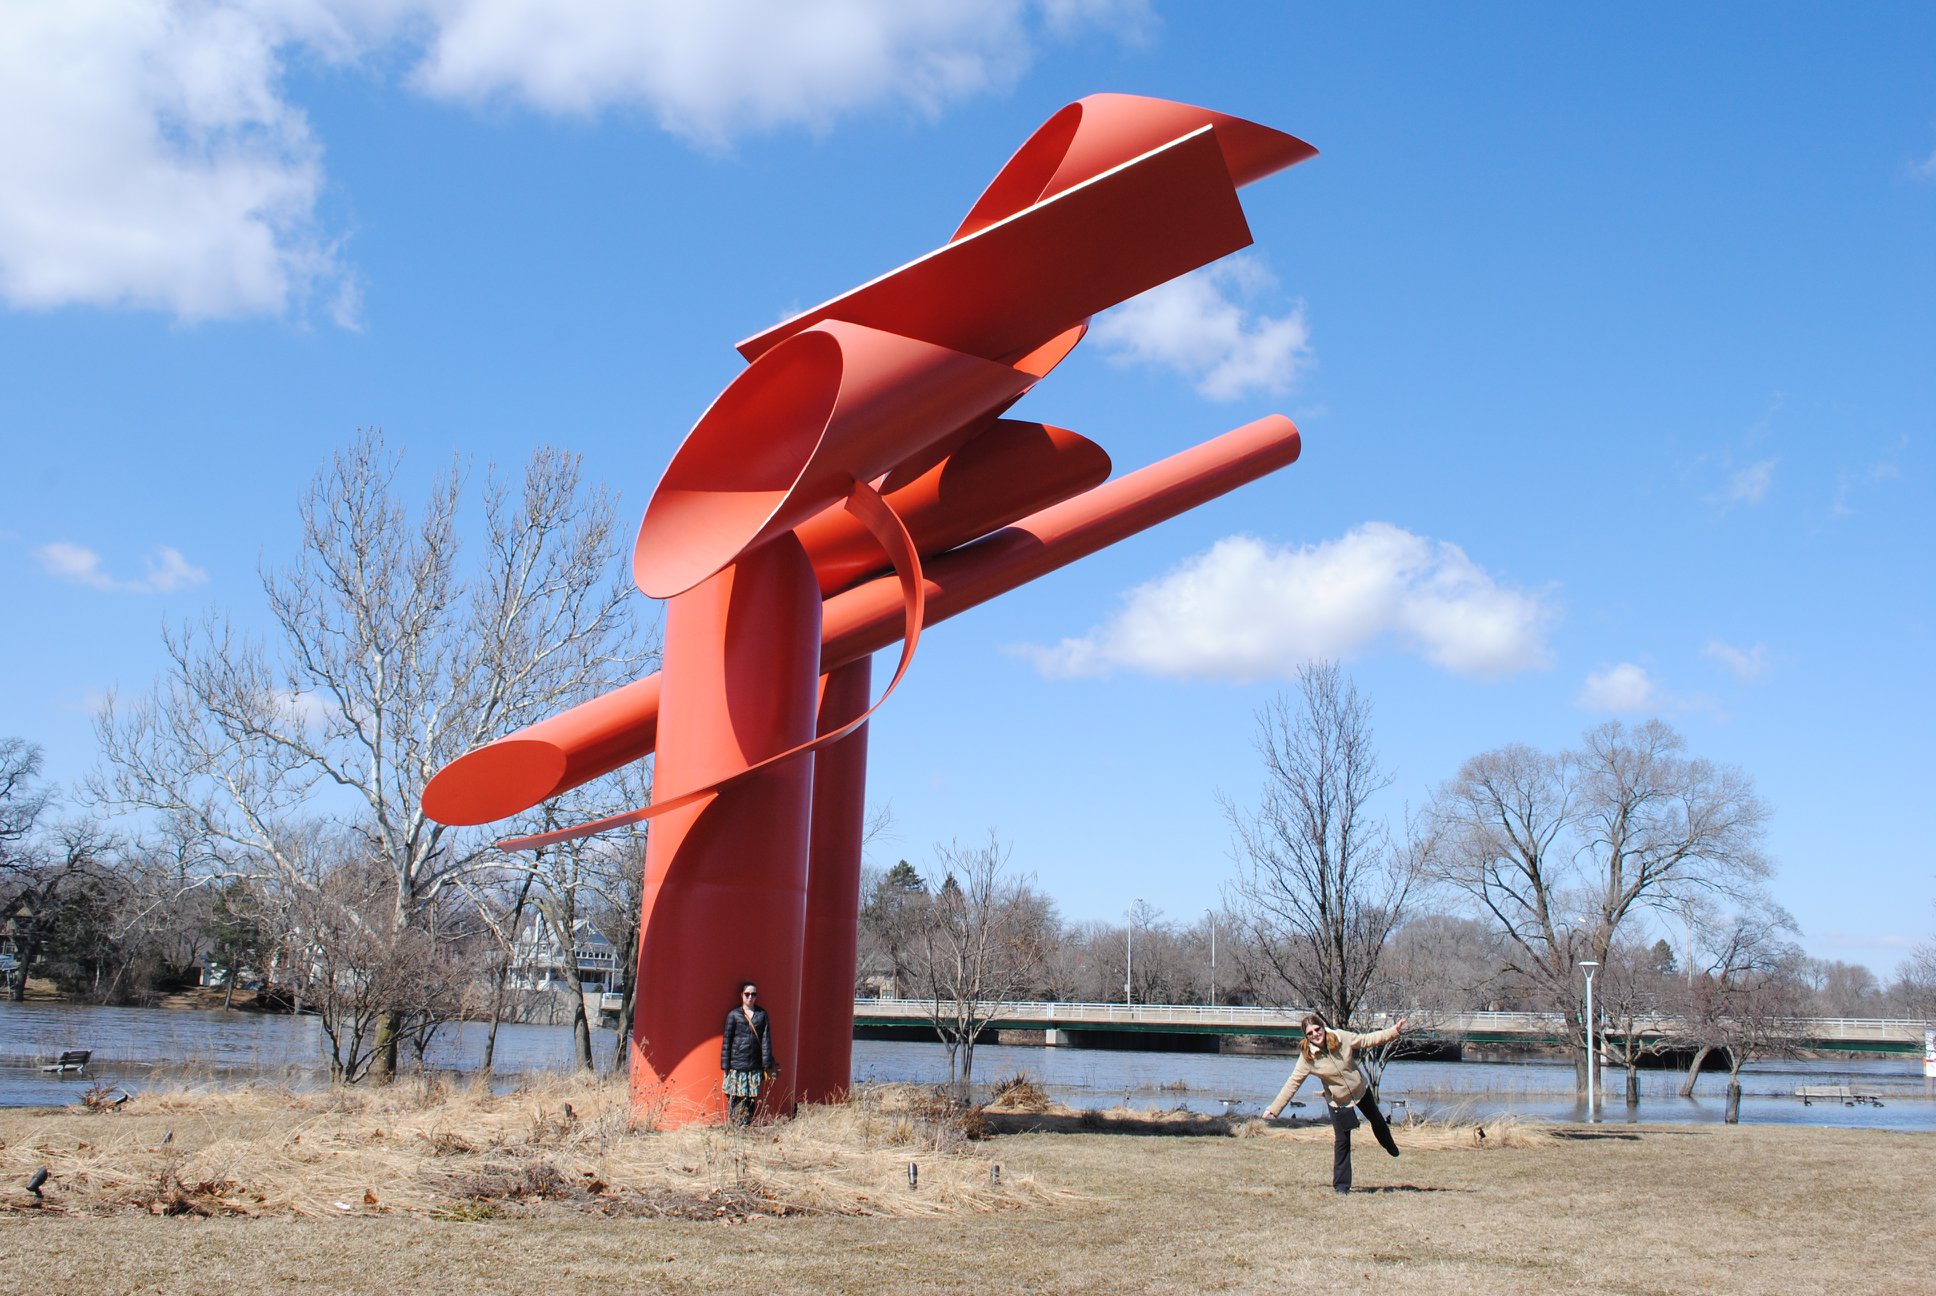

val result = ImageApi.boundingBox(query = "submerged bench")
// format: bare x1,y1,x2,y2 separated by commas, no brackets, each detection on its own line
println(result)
39,1049,90,1075
1795,1084,1883,1107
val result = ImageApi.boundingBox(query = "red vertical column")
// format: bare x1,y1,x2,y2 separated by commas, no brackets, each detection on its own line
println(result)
629,535,820,1127
795,656,874,1104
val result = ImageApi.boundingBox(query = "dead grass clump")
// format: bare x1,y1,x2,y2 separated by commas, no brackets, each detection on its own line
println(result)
0,1073,1058,1221
836,1084,987,1152
1401,1112,1549,1150
986,1071,1053,1112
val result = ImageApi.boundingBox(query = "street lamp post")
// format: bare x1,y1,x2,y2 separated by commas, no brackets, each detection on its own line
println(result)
1207,911,1217,1007
1578,960,1599,1121
1125,899,1141,1005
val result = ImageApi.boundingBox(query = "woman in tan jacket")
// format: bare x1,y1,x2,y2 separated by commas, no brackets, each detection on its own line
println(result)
1262,1011,1406,1194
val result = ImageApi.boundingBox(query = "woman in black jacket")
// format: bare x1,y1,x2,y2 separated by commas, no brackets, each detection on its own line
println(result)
721,981,777,1125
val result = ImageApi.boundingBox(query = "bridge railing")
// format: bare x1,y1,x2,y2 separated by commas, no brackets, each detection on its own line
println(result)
850,998,1930,1042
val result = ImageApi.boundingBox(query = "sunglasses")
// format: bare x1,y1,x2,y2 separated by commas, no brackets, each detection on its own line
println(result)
742,990,758,998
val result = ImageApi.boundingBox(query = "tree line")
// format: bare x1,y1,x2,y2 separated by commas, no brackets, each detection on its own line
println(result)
851,666,1936,1105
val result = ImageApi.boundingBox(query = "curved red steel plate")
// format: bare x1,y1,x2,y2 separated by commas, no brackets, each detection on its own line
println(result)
794,419,1111,596
952,93,1316,241
498,478,928,851
877,322,1089,491
422,673,661,827
734,127,1251,367
820,415,1301,667
633,320,1034,599
426,416,1299,830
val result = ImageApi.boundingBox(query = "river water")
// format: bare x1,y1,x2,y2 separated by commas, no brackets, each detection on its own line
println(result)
4,1001,1931,1130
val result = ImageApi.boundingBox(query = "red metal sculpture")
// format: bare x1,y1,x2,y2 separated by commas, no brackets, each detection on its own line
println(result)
424,94,1315,1126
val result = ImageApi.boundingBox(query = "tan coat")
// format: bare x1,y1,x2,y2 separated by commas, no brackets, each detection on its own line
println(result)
1262,1022,1400,1116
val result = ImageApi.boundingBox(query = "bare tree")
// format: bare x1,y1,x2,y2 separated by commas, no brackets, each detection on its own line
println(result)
518,776,646,1071
1797,956,1887,1016
1374,913,1510,1015
279,838,468,1083
858,859,929,997
0,739,51,854
591,822,647,1072
1674,904,1805,1121
1593,936,1678,1108
92,430,642,1077
2,739,56,998
912,834,1050,1089
1223,662,1418,1029
1899,934,1936,1020
1430,719,1773,1092
460,866,538,1076
1,747,113,1001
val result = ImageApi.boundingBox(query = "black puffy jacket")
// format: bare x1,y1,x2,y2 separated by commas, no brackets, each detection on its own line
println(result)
721,1006,776,1073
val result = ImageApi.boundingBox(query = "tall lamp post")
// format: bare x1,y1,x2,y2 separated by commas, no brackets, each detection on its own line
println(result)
1125,899,1141,1006
1207,910,1217,1007
1578,960,1599,1121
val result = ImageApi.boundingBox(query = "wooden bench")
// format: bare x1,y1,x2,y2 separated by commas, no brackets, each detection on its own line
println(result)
1795,1084,1883,1107
39,1050,90,1075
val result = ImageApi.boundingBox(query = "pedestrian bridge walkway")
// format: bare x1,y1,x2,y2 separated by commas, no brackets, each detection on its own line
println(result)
851,998,1931,1056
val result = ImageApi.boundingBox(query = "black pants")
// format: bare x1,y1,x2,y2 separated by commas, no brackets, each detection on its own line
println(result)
729,1094,757,1126
1328,1094,1398,1191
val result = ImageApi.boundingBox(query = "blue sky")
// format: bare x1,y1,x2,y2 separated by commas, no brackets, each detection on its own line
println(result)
2,3,1930,976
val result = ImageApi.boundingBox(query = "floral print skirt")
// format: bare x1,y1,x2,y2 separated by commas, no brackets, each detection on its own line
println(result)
723,1068,765,1098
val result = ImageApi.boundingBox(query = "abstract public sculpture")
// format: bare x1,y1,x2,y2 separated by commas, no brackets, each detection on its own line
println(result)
424,95,1315,1126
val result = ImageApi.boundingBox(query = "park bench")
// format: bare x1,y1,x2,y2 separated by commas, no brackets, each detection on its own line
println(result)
1795,1084,1883,1107
39,1050,91,1076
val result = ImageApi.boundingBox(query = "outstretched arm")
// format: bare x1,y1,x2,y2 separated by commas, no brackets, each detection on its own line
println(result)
1359,1016,1408,1050
1263,1055,1311,1119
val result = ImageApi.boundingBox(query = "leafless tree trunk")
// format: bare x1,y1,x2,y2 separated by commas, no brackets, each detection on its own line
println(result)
469,868,536,1078
1223,662,1418,1029
1594,938,1678,1108
1429,719,1773,1093
1678,1044,1714,1098
594,793,648,1073
913,834,1049,1090
91,430,642,1079
1675,902,1804,1123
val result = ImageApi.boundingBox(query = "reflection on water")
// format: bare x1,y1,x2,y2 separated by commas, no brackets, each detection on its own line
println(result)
5,1001,1932,1130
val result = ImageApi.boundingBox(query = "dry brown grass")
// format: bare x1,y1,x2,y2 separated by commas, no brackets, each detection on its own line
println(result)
0,1073,1052,1221
1231,1110,1551,1149
3,1077,1930,1296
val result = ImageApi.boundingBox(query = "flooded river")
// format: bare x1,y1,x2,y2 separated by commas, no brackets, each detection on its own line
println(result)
5,1000,1931,1129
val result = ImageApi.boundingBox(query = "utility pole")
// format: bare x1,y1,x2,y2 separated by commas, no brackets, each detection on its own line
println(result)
1207,910,1217,1007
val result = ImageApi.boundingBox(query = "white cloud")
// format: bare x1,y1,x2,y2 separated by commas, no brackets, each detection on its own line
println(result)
1703,639,1772,683
1018,523,1556,682
1,1,1150,321
1909,147,1936,181
1576,663,1657,713
1090,254,1312,400
271,687,340,729
34,540,209,594
1724,457,1777,504
411,1,1149,145
0,1,357,322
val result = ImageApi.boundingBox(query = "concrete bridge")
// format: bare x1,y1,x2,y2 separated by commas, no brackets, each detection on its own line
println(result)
851,998,1933,1058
